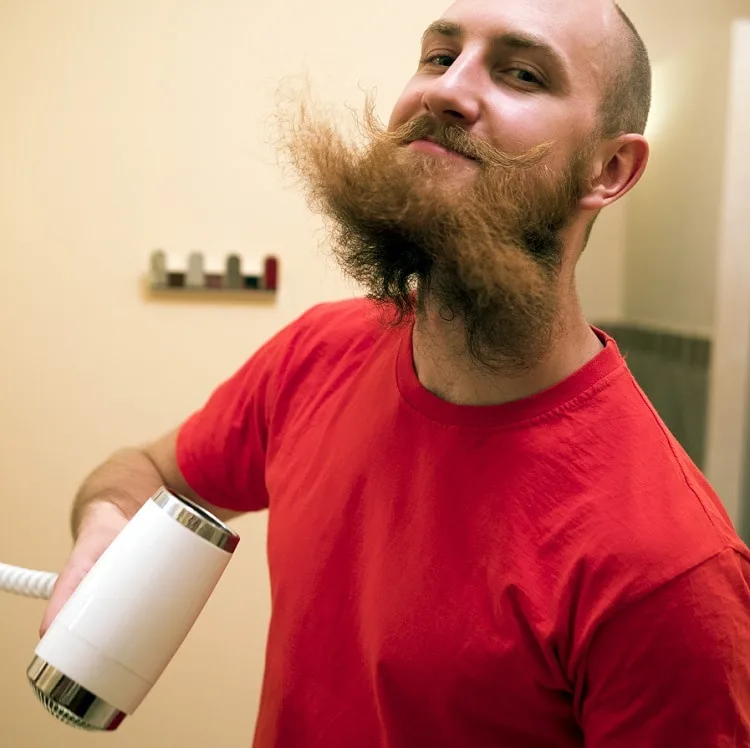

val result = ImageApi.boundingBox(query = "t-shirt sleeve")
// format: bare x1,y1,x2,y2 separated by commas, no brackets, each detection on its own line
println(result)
577,547,750,747
175,311,307,514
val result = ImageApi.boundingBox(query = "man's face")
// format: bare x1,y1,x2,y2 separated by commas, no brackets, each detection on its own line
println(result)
389,0,612,180
277,0,621,372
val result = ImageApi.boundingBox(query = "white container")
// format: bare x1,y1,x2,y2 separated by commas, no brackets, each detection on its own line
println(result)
27,487,240,731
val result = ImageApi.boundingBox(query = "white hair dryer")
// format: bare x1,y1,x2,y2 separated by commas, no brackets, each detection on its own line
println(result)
0,486,240,731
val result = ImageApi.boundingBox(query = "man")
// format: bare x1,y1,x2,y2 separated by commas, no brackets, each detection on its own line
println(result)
42,0,750,745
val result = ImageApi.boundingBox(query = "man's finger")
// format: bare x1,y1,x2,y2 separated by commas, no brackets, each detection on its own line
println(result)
39,558,93,637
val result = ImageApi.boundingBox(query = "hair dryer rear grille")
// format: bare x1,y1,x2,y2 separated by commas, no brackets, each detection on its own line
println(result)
31,683,100,730
27,656,125,731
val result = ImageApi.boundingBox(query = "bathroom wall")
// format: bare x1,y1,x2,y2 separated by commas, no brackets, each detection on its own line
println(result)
704,18,750,534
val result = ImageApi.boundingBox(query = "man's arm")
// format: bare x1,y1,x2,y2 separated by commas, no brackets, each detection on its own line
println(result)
40,427,244,636
577,547,750,747
40,303,310,636
70,427,243,537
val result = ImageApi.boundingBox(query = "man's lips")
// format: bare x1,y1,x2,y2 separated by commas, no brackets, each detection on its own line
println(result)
408,138,478,163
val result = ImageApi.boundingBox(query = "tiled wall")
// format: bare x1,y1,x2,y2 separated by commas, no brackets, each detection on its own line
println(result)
599,324,712,469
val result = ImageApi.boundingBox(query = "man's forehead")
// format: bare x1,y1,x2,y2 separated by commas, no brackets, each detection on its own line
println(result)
435,0,618,73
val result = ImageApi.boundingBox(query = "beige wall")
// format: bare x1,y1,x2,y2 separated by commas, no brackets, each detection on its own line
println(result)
704,19,750,529
0,0,736,745
619,0,748,336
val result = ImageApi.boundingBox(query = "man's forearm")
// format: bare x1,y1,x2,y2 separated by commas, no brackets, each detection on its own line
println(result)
71,448,165,538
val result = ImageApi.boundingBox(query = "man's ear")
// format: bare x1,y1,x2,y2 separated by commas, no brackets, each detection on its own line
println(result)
580,134,650,211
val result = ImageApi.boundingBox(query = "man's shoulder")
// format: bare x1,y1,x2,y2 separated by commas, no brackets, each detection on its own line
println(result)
536,378,747,611
559,447,748,621
266,295,404,384
293,296,386,330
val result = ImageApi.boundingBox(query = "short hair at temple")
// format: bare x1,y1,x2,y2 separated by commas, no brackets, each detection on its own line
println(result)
599,3,652,137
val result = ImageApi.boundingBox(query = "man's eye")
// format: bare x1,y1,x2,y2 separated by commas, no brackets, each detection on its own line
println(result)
422,54,455,68
507,68,543,86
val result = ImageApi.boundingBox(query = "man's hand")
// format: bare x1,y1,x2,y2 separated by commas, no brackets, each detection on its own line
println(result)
39,501,129,637
38,430,239,638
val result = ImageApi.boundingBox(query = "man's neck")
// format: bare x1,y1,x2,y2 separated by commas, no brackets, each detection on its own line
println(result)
411,297,604,407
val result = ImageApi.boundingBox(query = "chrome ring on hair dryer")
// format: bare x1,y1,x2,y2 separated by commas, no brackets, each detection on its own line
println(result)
25,487,240,731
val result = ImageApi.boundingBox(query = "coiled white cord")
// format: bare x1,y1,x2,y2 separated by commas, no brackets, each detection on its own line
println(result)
0,563,57,600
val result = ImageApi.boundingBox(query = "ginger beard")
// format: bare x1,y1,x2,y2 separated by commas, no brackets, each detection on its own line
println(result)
277,93,597,373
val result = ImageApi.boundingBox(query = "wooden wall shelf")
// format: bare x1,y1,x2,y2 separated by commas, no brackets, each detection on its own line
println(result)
144,250,279,304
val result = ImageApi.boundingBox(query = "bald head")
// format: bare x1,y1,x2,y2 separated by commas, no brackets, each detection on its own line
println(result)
599,3,652,137
431,0,652,139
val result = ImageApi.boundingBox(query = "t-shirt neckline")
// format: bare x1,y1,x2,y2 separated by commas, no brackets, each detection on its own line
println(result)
395,320,626,428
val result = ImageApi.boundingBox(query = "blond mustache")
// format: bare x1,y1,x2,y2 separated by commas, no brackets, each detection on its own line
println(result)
383,113,555,169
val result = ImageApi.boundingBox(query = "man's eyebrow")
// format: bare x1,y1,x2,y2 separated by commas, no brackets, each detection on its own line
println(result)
421,20,463,44
497,32,568,74
420,21,570,80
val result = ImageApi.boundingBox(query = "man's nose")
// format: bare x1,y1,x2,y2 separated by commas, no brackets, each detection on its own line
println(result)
421,60,482,126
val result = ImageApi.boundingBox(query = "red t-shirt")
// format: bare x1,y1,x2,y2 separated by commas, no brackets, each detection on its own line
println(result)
177,298,750,748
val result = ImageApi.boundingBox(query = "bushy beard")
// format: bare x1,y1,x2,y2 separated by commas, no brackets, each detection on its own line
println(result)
274,89,595,374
